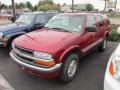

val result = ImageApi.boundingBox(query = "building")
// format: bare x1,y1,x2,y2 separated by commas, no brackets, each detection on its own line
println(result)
61,5,71,12
106,1,120,13
61,4,87,12
0,8,31,16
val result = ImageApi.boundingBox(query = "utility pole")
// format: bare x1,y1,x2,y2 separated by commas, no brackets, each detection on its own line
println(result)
104,0,107,12
11,0,16,21
114,0,118,14
72,0,74,12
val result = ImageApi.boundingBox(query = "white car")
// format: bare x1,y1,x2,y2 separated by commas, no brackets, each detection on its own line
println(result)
104,44,120,90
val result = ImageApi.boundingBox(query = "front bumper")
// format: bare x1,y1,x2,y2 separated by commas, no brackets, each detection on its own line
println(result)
10,51,62,78
104,73,120,90
0,41,7,47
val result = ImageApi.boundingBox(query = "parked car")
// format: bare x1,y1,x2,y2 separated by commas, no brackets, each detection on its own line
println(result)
0,12,57,48
104,44,120,90
104,28,120,90
10,13,110,83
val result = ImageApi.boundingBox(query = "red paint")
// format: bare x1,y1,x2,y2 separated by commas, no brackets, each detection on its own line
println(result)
13,13,110,78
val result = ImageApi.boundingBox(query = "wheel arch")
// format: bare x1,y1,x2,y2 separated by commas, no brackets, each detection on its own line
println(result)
6,32,25,46
59,45,81,63
104,31,109,38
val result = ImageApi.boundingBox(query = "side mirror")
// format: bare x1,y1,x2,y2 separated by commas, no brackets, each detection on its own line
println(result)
86,26,97,32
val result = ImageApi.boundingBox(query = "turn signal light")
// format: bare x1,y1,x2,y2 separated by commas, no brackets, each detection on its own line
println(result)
109,62,115,76
34,60,55,67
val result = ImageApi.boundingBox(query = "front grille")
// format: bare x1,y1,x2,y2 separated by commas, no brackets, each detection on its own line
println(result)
15,52,34,65
14,45,33,56
13,44,34,64
12,51,49,68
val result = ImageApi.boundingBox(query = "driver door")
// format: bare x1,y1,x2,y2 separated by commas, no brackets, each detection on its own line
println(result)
80,15,98,53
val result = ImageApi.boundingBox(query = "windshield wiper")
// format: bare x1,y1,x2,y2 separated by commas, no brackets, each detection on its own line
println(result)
43,27,51,29
15,22,25,24
51,27,71,32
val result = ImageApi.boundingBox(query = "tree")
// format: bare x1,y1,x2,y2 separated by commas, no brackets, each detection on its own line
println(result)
0,3,6,10
37,0,60,11
0,2,1,12
33,5,38,11
19,2,25,8
26,1,33,10
86,4,94,11
15,3,20,9
62,3,67,6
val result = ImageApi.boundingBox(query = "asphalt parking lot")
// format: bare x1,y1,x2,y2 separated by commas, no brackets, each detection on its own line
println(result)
0,42,119,90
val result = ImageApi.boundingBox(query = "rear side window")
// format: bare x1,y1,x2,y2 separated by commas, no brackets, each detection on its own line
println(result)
102,15,110,25
96,15,103,23
87,15,96,26
102,15,108,20
96,15,106,27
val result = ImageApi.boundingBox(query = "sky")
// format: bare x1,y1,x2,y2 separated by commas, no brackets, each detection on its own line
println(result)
0,0,120,10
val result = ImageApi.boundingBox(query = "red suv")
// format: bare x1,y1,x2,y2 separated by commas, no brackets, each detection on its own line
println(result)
10,13,110,83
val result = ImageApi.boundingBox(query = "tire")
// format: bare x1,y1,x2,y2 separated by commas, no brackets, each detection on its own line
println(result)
59,53,79,83
98,37,107,52
9,42,12,51
8,38,14,51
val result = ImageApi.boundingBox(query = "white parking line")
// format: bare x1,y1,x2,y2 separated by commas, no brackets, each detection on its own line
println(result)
0,74,15,90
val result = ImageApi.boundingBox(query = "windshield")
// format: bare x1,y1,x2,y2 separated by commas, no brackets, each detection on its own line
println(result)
15,14,35,25
45,15,85,32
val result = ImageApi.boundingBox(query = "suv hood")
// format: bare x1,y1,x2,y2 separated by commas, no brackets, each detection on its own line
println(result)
14,29,79,53
0,23,29,34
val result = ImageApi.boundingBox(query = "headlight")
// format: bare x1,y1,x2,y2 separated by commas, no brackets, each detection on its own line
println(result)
34,51,53,60
0,32,4,38
109,56,120,82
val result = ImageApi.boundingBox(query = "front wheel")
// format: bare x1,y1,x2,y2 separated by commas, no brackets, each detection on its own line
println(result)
98,37,108,51
59,53,79,83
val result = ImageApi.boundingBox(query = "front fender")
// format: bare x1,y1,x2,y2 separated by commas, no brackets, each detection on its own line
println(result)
59,45,80,62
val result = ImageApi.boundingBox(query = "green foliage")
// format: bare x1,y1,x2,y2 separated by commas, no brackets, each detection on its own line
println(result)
37,0,60,11
19,2,26,8
26,1,33,10
15,2,33,10
86,4,94,11
109,26,120,42
33,5,38,11
0,2,8,9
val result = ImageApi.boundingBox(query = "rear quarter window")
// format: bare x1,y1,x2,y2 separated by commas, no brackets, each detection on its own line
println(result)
96,15,103,23
96,15,106,27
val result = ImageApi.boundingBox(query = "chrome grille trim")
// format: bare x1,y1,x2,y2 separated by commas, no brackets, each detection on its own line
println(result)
12,43,54,62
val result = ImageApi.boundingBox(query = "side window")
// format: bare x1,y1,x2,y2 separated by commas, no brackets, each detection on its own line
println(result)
35,15,46,24
87,15,96,26
96,15,103,23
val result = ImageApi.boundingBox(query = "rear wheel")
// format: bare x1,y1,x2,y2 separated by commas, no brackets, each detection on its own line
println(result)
98,37,107,51
59,53,79,83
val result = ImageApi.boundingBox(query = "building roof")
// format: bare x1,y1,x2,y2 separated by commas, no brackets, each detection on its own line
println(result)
3,8,31,14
